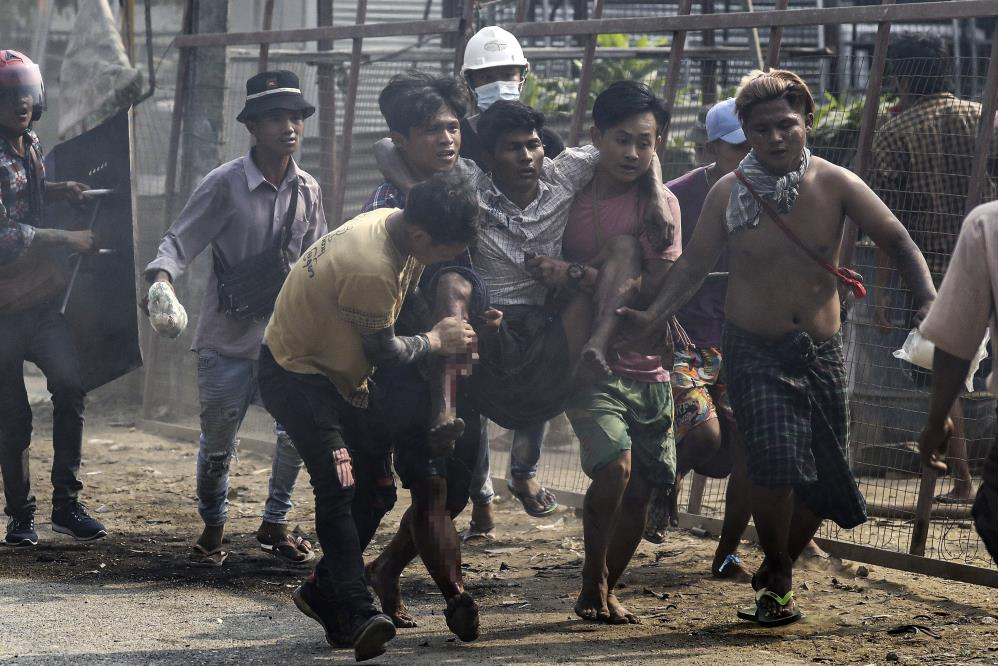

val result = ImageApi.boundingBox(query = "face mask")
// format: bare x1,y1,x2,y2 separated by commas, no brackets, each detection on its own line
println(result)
474,80,521,111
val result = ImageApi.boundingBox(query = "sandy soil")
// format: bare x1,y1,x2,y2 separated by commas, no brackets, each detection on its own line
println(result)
1,408,997,665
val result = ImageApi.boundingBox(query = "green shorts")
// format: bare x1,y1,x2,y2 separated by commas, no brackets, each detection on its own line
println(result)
565,375,677,486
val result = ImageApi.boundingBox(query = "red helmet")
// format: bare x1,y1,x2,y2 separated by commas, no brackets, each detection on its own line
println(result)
0,50,45,122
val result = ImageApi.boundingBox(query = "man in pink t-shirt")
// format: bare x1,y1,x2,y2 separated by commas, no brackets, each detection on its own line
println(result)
527,81,681,625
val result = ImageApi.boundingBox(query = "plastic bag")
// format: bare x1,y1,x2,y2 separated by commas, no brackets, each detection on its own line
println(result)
892,328,989,392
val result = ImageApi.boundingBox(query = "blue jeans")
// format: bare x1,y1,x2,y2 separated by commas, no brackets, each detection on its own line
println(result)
469,420,548,506
196,350,303,527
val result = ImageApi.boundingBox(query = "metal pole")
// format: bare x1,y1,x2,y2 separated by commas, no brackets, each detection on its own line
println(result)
964,22,998,213
839,0,895,273
332,0,368,225
658,0,694,152
568,0,604,146
765,0,789,70
258,0,275,72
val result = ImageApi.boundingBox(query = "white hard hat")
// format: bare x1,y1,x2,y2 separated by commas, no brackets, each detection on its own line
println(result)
462,26,529,75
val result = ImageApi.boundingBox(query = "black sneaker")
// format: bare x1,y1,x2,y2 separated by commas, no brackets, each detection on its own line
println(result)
292,577,351,648
4,514,38,546
348,612,396,662
51,501,107,541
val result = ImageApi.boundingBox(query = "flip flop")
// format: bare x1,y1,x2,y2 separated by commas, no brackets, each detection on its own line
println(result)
934,493,974,505
259,534,316,564
737,588,802,627
461,521,496,543
506,480,558,518
189,543,228,567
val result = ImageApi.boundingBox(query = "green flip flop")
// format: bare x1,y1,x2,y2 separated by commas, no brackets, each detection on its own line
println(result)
737,587,803,627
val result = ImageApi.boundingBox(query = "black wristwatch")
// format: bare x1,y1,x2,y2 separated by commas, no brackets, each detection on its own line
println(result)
566,263,586,287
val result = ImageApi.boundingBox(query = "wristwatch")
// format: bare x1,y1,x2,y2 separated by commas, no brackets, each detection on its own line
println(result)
566,263,586,287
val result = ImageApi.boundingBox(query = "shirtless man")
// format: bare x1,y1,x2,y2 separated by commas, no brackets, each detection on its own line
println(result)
617,69,935,625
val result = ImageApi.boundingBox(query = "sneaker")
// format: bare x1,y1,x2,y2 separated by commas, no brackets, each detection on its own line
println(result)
349,612,396,662
293,576,396,661
51,501,107,541
292,577,351,648
5,514,38,546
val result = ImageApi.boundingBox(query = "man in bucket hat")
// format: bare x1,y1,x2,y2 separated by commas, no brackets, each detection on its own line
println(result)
144,70,327,567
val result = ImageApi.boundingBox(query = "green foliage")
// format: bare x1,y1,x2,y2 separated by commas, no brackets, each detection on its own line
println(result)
521,33,671,115
809,92,897,167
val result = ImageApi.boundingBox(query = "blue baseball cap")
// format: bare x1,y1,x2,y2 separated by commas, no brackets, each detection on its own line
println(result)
705,98,746,144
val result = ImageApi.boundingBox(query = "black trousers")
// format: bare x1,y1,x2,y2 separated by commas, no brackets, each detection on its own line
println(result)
0,304,86,518
257,345,393,609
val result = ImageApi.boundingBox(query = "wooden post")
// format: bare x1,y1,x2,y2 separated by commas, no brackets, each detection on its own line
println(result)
658,0,694,150
316,0,337,226
701,0,717,106
686,473,708,516
453,0,478,75
257,0,275,72
745,0,765,70
332,0,368,225
141,0,191,421
568,0,604,147
839,0,894,273
161,0,194,232
964,22,998,213
765,0,789,70
514,0,529,23
910,469,938,557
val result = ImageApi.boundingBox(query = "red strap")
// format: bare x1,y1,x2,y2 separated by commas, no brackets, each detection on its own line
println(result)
734,170,866,299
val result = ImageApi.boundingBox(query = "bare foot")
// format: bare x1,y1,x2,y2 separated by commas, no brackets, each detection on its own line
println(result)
366,561,417,629
577,346,613,381
606,593,640,624
428,417,465,457
444,591,480,642
196,524,224,552
574,582,610,622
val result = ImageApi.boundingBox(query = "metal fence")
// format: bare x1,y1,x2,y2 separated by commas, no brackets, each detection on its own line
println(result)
131,0,998,586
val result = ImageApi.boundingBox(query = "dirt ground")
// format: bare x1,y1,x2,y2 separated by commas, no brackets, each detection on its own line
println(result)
1,407,997,665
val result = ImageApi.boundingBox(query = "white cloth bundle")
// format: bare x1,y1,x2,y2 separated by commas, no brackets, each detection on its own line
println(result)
147,282,188,339
893,328,989,392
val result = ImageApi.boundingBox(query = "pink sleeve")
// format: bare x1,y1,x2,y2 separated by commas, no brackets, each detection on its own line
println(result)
639,187,682,262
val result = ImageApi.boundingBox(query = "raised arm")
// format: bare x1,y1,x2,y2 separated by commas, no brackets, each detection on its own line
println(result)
638,153,675,251
839,168,936,322
615,177,730,345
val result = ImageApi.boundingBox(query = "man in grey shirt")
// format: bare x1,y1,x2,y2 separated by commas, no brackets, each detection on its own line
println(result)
144,71,327,566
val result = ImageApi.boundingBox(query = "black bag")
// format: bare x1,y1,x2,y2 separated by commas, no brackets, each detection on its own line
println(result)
213,181,299,321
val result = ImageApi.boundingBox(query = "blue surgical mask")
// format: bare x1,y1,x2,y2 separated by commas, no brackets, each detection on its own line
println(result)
474,80,521,111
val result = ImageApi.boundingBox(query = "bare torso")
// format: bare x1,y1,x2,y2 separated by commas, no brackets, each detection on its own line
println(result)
718,157,845,341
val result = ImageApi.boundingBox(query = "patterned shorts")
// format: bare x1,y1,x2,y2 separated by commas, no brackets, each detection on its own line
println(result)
670,346,732,442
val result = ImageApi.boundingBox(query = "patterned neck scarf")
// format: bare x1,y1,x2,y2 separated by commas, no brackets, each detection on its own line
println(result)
725,147,810,234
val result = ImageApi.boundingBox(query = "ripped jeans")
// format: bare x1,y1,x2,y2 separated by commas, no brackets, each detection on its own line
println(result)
196,349,304,527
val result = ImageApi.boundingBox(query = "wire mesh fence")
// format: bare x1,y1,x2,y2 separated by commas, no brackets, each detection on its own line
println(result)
126,4,998,579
